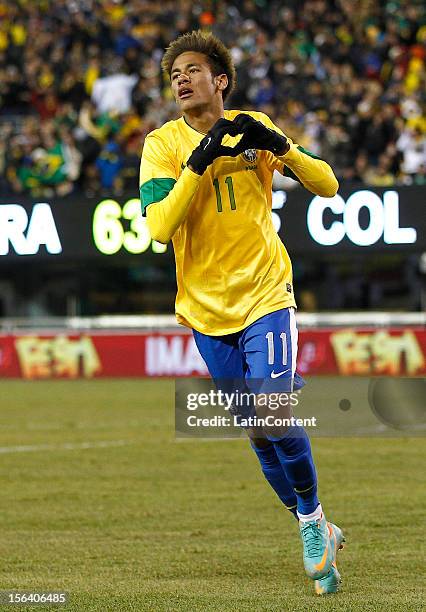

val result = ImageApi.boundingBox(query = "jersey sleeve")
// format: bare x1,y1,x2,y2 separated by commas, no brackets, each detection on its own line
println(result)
257,112,339,198
139,130,202,244
139,132,178,216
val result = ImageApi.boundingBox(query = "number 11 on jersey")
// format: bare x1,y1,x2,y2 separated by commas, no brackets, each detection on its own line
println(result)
213,176,236,212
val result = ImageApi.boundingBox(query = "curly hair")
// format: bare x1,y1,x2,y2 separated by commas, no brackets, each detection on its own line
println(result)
161,30,236,101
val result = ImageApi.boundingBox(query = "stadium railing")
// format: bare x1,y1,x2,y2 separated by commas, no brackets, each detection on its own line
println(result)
0,312,424,332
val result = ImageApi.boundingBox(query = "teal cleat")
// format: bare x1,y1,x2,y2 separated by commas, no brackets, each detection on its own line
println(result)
314,523,345,595
299,513,334,580
315,566,341,595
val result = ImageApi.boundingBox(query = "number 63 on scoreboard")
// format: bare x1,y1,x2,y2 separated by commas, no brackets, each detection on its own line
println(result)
92,198,167,255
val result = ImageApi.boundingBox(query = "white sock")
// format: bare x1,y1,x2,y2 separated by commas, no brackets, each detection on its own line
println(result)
297,503,323,522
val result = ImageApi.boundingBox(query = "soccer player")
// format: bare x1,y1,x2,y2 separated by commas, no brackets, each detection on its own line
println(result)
139,30,344,595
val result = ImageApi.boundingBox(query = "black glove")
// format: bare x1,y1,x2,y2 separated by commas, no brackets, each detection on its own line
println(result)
187,118,240,175
231,113,289,156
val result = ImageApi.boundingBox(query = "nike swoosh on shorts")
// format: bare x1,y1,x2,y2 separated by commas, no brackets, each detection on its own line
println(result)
270,369,290,378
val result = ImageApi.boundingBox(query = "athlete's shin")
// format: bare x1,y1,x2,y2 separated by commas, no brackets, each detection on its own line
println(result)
271,426,319,515
250,438,298,517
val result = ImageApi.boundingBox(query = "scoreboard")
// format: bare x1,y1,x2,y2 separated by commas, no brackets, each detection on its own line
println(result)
0,185,424,263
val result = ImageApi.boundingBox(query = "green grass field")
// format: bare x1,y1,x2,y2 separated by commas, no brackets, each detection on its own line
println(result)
0,379,424,612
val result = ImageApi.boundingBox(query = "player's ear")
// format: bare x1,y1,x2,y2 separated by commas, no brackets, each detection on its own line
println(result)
214,73,228,93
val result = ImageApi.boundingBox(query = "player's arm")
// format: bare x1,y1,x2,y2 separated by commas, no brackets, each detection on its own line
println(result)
233,113,339,198
145,168,201,245
139,133,202,244
140,119,238,244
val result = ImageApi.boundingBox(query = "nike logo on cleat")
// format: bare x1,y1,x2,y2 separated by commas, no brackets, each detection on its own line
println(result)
313,545,330,572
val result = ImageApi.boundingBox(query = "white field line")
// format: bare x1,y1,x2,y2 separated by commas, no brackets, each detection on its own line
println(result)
0,440,131,454
175,437,245,442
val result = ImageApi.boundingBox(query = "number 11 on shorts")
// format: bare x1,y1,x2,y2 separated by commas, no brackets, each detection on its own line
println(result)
265,331,287,366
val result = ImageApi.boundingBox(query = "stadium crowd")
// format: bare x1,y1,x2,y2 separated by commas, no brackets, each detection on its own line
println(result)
0,0,425,197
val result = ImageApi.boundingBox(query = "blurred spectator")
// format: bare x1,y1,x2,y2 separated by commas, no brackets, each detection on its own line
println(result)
396,126,426,182
0,0,424,196
96,136,123,192
364,154,396,187
91,64,138,114
60,127,83,185
347,152,369,183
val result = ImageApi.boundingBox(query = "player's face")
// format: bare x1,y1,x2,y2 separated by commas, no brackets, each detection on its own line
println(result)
170,51,227,112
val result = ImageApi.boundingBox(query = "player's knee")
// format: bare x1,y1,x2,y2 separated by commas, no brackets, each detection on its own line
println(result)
250,437,273,450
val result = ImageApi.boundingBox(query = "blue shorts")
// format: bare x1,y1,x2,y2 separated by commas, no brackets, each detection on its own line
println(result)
193,308,305,395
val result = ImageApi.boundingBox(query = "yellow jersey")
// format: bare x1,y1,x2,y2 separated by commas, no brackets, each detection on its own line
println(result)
139,110,338,335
